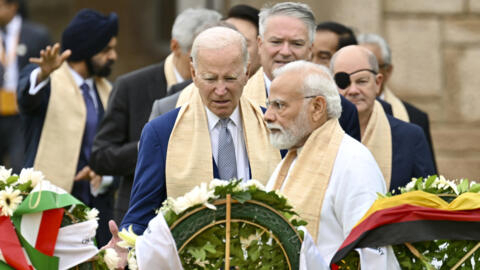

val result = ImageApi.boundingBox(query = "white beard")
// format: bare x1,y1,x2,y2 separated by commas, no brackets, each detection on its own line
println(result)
267,107,311,150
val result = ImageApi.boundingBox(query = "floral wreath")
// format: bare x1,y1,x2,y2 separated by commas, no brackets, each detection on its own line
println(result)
334,175,480,270
114,179,307,270
0,166,112,270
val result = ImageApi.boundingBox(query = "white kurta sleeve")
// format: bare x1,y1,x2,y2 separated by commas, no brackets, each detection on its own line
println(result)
135,214,183,270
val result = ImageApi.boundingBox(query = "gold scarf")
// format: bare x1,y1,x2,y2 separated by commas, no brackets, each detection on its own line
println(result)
34,62,111,192
175,82,196,108
166,89,281,198
361,100,392,189
383,87,409,122
242,67,267,107
164,53,178,88
272,119,345,241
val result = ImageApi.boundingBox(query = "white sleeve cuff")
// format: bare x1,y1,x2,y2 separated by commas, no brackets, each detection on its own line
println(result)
28,67,50,95
90,175,114,197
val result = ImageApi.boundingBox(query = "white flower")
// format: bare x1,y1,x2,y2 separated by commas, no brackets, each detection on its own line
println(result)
18,168,44,187
0,166,12,183
85,208,99,221
405,179,416,192
172,183,216,214
242,179,265,190
104,248,120,270
209,179,228,189
127,250,138,270
0,186,23,216
117,225,138,249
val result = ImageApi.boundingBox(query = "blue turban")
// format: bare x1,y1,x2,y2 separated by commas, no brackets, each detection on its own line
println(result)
62,9,118,61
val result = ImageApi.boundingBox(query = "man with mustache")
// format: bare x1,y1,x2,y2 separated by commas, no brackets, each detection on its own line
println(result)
17,9,118,245
330,45,435,191
265,60,400,269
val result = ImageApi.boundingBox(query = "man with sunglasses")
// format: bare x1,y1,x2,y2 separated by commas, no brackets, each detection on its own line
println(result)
330,45,435,191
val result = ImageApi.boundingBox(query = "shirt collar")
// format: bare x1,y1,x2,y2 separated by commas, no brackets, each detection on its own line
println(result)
173,65,185,84
263,72,272,97
67,64,94,90
205,104,241,132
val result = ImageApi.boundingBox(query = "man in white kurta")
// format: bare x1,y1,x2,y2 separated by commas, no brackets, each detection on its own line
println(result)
264,60,400,269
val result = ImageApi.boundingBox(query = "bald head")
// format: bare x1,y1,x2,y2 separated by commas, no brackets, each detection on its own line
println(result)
191,26,249,72
330,45,383,120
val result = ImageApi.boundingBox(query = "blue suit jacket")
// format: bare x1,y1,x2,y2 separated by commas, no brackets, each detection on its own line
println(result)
388,115,435,191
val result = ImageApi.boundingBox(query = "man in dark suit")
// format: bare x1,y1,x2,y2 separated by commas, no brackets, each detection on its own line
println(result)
0,0,51,173
331,45,435,191
89,8,221,224
358,33,437,172
17,9,118,246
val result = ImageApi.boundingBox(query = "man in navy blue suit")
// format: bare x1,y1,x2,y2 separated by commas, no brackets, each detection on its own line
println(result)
116,26,282,238
330,45,435,191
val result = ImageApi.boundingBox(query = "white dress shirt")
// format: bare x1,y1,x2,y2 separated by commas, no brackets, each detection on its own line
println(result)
205,106,250,181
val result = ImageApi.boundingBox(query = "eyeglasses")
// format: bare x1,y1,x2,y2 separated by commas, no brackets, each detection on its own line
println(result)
266,95,319,112
334,69,377,89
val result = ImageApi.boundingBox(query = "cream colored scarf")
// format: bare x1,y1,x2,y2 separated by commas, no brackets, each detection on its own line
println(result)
166,89,281,198
272,119,344,241
383,87,409,122
164,53,178,88
242,67,267,107
34,62,111,192
361,100,392,188
175,82,196,108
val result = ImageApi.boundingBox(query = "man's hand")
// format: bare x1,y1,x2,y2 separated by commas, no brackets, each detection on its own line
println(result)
29,43,71,82
102,220,128,269
74,166,102,191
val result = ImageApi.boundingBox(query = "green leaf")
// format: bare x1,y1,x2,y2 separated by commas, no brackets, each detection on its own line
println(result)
415,177,424,190
470,184,480,193
203,242,216,254
232,191,251,203
6,176,18,185
187,247,206,261
458,179,469,194
424,175,436,189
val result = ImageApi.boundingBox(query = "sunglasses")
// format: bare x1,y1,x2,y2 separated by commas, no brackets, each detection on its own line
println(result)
334,69,377,89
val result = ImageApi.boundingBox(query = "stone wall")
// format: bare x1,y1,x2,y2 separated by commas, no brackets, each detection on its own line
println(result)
28,0,479,180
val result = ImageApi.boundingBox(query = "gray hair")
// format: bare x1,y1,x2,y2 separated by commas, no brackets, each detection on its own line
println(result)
191,26,249,72
357,33,392,66
273,60,342,119
329,45,379,73
258,2,316,44
171,8,222,52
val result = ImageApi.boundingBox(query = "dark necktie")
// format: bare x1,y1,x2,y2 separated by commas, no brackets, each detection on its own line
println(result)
80,83,98,159
217,118,237,180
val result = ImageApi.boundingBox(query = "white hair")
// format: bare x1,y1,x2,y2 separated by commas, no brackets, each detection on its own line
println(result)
190,26,249,72
357,33,392,66
274,60,342,119
258,2,316,44
171,8,222,52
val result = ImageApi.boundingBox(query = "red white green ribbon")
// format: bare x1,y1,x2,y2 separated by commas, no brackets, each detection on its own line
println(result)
0,214,33,270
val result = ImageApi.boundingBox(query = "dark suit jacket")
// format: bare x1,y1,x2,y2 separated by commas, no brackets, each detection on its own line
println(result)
89,62,168,219
403,101,436,172
121,108,220,234
379,98,437,173
388,115,436,191
18,20,52,70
